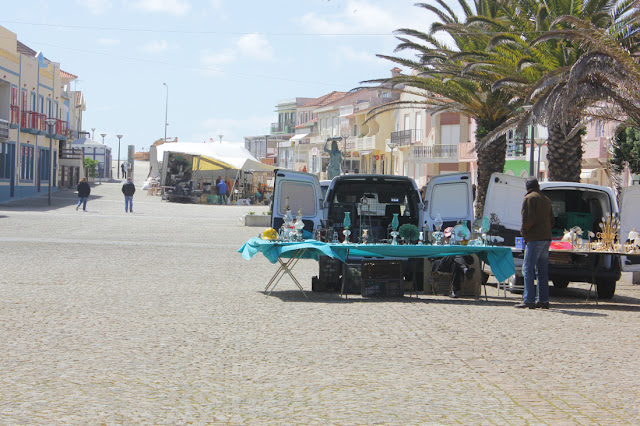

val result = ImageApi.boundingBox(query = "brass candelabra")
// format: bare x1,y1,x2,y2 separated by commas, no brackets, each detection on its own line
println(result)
596,214,620,252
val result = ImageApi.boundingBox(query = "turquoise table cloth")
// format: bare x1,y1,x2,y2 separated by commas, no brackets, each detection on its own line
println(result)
239,238,516,283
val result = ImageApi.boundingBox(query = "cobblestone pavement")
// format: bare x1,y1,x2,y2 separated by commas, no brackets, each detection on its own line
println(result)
1,163,639,425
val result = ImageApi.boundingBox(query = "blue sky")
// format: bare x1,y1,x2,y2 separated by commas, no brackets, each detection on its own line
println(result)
3,0,437,154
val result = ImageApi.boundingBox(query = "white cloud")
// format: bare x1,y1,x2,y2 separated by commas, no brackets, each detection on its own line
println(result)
299,0,427,35
209,0,223,9
237,34,273,61
98,37,120,47
133,0,191,15
78,0,112,15
141,40,170,53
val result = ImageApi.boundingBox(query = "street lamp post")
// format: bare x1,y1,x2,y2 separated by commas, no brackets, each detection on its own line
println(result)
534,137,547,180
100,133,107,178
163,83,169,141
387,142,399,175
91,128,95,140
218,134,223,144
341,132,350,173
45,118,57,206
117,134,123,179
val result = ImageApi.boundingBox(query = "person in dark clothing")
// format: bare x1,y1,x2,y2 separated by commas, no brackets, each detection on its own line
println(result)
122,177,136,213
121,162,126,178
76,177,91,211
432,255,475,298
216,179,227,204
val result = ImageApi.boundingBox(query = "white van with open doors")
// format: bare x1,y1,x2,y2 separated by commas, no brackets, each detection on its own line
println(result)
483,173,640,298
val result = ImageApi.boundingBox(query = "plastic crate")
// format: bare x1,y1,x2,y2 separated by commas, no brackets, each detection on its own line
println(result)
361,260,403,280
565,212,593,233
361,278,404,297
319,257,342,282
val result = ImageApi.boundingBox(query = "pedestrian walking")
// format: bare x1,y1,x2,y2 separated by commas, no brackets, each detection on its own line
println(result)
515,177,555,309
122,177,136,213
121,162,127,179
76,177,90,211
216,178,227,204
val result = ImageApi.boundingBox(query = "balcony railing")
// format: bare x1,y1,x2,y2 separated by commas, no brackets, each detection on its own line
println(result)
356,136,376,151
458,142,476,161
60,148,83,160
411,144,459,163
271,121,295,134
20,111,46,133
345,136,356,151
0,119,8,140
54,119,69,139
390,129,413,146
10,105,20,127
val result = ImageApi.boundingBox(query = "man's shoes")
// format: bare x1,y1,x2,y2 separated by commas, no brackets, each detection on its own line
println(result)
514,302,536,309
536,301,550,309
464,268,475,280
449,290,459,298
76,205,79,211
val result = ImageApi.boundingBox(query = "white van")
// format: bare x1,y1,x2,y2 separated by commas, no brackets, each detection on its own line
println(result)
484,173,640,298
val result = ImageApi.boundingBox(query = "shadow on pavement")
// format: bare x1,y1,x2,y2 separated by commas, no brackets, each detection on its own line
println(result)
0,187,103,212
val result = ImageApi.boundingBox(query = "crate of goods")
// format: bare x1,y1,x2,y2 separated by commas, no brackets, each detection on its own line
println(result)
361,260,404,297
319,257,342,282
565,212,593,233
361,278,404,297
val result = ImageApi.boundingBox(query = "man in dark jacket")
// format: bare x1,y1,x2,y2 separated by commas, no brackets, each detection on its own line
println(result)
76,178,91,211
516,177,555,309
122,177,136,213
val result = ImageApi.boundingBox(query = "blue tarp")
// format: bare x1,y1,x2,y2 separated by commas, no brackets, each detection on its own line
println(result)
239,238,516,282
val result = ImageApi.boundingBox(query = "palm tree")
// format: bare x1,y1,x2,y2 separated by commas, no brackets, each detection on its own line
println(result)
365,0,516,215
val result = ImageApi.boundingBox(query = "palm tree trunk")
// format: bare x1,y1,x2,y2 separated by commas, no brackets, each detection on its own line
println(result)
475,134,507,217
547,123,582,182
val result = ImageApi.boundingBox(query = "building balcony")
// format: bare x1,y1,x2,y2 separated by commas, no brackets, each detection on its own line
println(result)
458,142,476,161
60,148,83,160
356,136,376,151
344,136,356,151
0,119,8,141
271,121,295,134
390,129,415,146
10,105,20,128
53,119,69,141
411,144,459,163
20,111,46,135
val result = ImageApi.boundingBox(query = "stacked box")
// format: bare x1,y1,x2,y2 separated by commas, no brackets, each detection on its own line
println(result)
312,257,342,292
361,260,404,298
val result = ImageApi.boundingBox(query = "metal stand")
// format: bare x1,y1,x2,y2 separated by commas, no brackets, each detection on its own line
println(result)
264,249,308,298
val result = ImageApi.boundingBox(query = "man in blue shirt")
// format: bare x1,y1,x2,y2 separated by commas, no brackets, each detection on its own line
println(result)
216,179,227,204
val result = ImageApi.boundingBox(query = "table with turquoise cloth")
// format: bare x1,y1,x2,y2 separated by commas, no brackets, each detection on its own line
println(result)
239,238,516,283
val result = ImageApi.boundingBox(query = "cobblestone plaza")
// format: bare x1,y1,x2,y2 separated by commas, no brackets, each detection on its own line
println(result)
1,165,639,424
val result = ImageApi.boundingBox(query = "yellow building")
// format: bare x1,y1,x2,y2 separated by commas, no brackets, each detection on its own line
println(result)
0,25,79,201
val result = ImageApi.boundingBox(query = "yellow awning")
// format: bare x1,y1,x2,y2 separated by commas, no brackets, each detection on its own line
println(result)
192,155,235,171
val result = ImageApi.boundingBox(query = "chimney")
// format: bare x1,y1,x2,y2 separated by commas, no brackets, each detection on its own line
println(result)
391,67,402,77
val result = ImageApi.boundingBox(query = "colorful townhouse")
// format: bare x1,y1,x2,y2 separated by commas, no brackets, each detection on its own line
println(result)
0,25,82,202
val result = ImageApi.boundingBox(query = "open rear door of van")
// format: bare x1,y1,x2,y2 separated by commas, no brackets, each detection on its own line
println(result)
483,173,527,245
620,185,640,272
423,172,474,230
271,169,324,236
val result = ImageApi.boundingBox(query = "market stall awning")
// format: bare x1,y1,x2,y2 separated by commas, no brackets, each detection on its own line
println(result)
289,133,309,144
192,155,235,171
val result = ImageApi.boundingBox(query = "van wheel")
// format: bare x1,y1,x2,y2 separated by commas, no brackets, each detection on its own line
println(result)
596,279,616,299
553,279,570,289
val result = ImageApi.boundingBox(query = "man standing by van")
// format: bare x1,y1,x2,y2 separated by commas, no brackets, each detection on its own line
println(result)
516,177,554,309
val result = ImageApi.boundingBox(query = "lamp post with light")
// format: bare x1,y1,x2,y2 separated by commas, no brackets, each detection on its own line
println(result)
117,134,123,179
163,83,169,141
100,133,107,177
91,128,95,140
218,134,223,143
45,118,57,206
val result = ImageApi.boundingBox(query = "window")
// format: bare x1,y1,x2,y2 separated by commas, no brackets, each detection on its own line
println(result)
21,90,27,110
404,114,410,130
305,112,309,123
441,124,460,145
30,93,36,111
47,99,52,118
20,145,34,180
415,112,422,142
11,87,18,106
38,147,50,181
595,122,605,138
0,143,14,179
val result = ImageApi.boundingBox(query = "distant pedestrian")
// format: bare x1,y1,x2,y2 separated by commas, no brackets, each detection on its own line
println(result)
515,177,555,309
122,177,136,213
216,179,227,204
121,162,126,178
76,177,90,211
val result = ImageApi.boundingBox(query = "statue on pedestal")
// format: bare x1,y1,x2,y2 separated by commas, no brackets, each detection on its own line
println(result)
324,139,343,179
